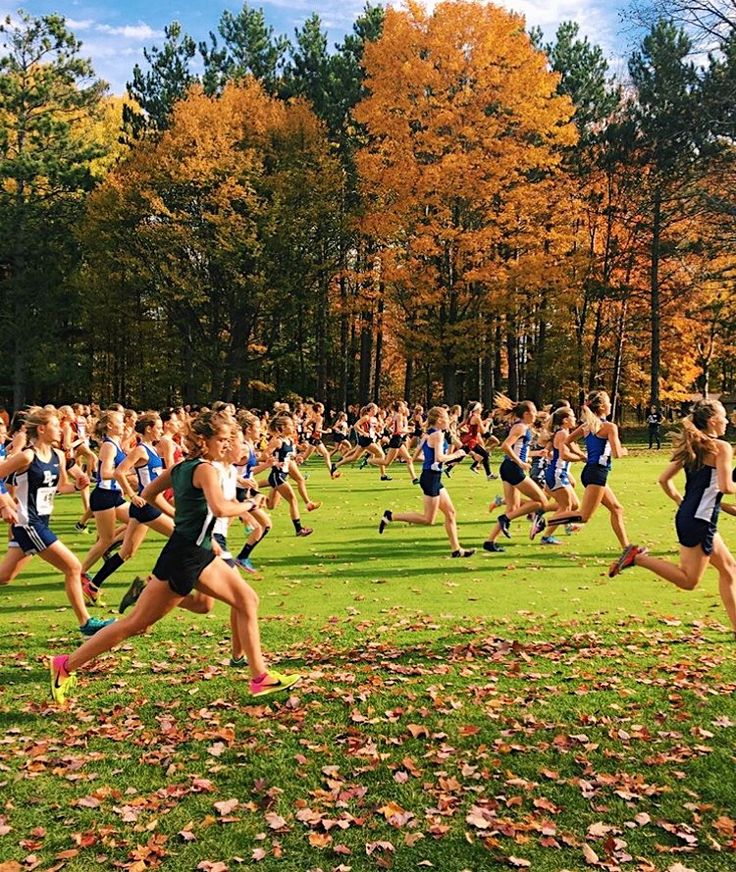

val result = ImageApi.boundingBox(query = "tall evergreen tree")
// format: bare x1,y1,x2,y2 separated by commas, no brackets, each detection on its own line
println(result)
124,21,197,137
0,11,106,405
200,4,289,96
629,19,701,406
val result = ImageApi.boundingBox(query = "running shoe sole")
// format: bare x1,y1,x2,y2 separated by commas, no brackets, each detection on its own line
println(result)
250,673,301,697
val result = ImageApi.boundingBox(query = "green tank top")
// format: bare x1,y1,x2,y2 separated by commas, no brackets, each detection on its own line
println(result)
171,458,214,549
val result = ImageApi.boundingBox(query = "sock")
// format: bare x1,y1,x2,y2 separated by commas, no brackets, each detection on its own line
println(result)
259,526,271,540
293,518,302,533
57,654,71,678
237,542,255,561
91,553,124,589
385,510,393,521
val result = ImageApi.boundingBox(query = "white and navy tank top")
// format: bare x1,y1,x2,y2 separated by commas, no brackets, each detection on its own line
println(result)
510,421,532,464
422,428,446,472
15,449,60,524
585,423,612,469
135,443,163,494
95,436,126,491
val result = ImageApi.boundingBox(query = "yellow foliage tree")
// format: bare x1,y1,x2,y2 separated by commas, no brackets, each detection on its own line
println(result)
354,0,576,401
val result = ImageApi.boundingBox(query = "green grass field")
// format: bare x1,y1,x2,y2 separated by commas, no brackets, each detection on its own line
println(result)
2,450,736,871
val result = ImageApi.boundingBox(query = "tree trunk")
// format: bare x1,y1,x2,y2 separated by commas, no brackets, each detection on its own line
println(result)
373,284,384,405
588,298,604,391
316,276,328,402
339,273,349,410
403,357,413,402
506,316,518,399
650,190,662,407
530,290,547,404
610,298,628,423
12,192,27,409
358,308,373,404
443,365,457,405
494,322,502,399
482,354,493,408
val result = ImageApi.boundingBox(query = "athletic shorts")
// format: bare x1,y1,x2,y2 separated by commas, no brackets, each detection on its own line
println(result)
308,437,323,447
90,488,125,512
545,467,570,491
152,533,216,597
460,437,478,451
268,468,288,489
500,458,526,487
419,469,443,497
581,464,609,488
212,531,235,565
357,435,374,449
388,434,405,450
10,520,57,555
675,509,718,555
129,501,162,524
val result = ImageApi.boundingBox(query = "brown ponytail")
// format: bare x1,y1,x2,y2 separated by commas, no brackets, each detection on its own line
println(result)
671,401,721,470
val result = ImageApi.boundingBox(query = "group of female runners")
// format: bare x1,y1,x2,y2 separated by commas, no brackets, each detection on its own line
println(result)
0,389,733,706
376,391,736,644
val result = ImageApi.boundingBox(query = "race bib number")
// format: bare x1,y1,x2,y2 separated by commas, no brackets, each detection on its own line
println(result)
36,487,55,516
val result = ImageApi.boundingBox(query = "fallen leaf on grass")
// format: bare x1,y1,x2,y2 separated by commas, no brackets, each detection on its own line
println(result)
308,832,332,848
265,812,288,831
214,799,239,817
366,840,395,856
583,844,599,865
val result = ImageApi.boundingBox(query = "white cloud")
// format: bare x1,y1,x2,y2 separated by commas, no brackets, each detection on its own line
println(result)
97,23,164,40
66,18,94,30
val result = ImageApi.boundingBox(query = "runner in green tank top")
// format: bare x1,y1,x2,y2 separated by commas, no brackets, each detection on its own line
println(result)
170,457,216,547
49,410,301,705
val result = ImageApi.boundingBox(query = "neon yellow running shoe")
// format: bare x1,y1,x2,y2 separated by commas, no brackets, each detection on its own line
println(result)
49,656,77,705
249,671,301,698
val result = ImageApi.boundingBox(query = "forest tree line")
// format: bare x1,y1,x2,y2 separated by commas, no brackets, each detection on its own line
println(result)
1,0,736,414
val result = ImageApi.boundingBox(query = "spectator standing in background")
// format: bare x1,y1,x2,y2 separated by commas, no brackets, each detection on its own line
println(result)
647,405,662,449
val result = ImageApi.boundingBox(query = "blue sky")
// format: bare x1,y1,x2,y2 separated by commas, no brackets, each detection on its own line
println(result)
6,0,634,94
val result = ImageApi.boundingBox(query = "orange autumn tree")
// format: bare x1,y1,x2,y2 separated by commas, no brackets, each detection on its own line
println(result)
79,79,342,404
354,0,576,402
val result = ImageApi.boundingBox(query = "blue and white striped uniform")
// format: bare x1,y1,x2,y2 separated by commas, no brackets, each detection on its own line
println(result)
95,436,125,491
580,420,612,488
422,429,447,471
545,439,571,490
135,443,163,493
90,435,127,512
500,421,531,486
511,424,532,464
675,457,722,554
419,428,445,496
586,429,612,469
10,449,60,554
268,439,293,488
129,442,164,523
